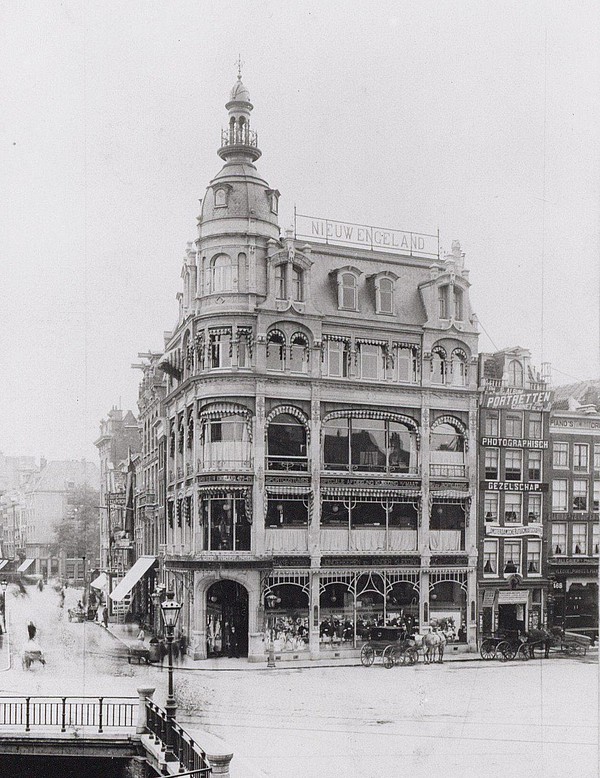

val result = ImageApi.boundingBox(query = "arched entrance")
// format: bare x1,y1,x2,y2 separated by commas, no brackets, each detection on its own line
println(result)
206,580,249,658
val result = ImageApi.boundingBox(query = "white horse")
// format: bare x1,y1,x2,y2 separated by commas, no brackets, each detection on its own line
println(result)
422,628,447,664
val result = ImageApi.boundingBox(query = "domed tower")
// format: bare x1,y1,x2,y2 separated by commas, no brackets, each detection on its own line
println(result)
198,74,280,245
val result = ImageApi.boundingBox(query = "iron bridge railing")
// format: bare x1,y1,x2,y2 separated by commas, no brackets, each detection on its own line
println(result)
146,699,211,776
0,696,136,733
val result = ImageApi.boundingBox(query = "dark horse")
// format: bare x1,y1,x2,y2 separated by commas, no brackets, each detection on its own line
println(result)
525,627,555,658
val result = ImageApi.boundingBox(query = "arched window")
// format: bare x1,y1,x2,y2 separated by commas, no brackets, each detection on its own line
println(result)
203,414,251,470
291,265,304,302
376,277,394,314
508,360,523,387
275,265,286,299
451,349,468,387
431,347,447,384
289,333,309,374
266,330,286,371
340,273,358,310
267,413,308,470
214,188,228,208
430,421,466,478
210,254,236,293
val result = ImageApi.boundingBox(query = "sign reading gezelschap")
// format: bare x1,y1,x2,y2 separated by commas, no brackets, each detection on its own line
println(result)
294,213,439,258
481,386,554,411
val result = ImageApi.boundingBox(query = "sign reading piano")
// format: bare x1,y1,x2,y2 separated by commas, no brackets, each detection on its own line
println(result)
294,213,439,258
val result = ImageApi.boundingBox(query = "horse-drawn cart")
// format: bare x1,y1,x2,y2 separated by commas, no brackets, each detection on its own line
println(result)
479,633,529,661
360,626,419,669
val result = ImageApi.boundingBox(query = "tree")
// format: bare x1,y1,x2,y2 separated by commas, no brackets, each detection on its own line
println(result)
51,484,100,562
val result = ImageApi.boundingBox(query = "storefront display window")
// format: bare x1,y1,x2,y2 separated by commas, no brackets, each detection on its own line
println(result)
202,495,251,551
264,584,309,653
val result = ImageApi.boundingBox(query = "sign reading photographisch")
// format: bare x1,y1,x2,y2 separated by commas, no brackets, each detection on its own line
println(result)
481,437,549,449
294,213,439,258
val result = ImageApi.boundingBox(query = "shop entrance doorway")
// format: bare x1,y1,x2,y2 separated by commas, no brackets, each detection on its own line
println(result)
206,580,249,658
498,603,526,634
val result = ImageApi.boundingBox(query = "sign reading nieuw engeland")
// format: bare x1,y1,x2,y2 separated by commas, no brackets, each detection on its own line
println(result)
481,386,553,411
295,213,439,258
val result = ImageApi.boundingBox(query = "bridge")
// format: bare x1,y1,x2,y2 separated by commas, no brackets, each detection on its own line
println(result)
0,690,232,777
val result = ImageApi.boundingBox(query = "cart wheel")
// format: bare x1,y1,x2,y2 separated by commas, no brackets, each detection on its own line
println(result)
497,641,514,661
480,640,497,660
517,644,530,661
567,644,582,656
360,644,375,667
383,649,395,669
406,647,419,665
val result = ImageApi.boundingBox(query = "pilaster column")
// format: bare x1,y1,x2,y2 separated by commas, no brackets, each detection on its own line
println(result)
309,392,321,558
253,386,266,555
420,401,431,553
309,569,321,659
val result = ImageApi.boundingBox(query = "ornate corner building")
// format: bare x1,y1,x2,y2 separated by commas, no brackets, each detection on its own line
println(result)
144,75,481,660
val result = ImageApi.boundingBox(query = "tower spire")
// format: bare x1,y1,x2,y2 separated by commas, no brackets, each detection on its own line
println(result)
218,70,261,163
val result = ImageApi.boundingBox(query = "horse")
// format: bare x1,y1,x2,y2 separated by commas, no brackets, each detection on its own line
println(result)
422,628,447,664
526,627,553,659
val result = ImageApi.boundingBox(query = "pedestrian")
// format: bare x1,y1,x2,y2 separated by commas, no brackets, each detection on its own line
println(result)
228,624,239,658
102,606,109,628
137,627,145,643
27,621,37,640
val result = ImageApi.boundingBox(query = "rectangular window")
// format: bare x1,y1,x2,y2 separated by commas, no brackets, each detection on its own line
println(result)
505,449,522,481
527,494,542,522
453,288,463,320
324,340,349,378
359,344,383,380
594,444,600,471
572,523,587,555
573,479,588,511
593,523,599,555
526,539,541,575
438,286,448,318
484,449,499,480
484,493,499,522
553,442,569,468
594,481,600,512
528,413,542,440
505,414,522,437
209,332,232,369
266,498,309,527
528,451,542,482
552,523,567,555
504,493,522,524
503,540,521,574
573,444,589,472
483,540,498,575
552,479,568,512
484,412,499,437
395,347,417,383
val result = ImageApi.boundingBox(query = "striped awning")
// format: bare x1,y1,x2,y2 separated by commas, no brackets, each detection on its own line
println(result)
0,560,8,571
196,484,249,495
322,487,421,499
266,485,311,496
109,556,157,602
17,558,35,573
430,489,470,500
199,403,251,420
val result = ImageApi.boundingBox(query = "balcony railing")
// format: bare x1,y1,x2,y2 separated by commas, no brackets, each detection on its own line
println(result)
429,464,466,479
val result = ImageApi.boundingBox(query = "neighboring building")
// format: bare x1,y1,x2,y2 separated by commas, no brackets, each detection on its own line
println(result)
548,381,600,640
95,407,140,572
0,453,37,493
145,74,481,661
477,348,552,636
0,491,26,565
23,459,100,579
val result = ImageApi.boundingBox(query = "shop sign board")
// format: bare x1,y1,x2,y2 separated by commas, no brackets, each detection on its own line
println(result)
481,436,549,449
482,481,548,492
295,213,439,257
481,387,553,411
497,590,529,604
549,564,598,576
551,416,600,431
107,492,126,506
485,523,543,537
482,589,496,607
321,477,421,489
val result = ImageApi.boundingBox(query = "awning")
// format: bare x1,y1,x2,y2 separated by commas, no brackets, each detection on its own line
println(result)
266,485,311,496
0,560,8,571
90,572,108,590
109,556,157,602
17,558,35,573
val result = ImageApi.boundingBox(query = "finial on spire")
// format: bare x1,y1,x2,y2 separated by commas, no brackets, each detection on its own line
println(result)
235,54,244,79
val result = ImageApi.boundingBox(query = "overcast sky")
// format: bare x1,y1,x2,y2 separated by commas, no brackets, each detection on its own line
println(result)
0,0,598,463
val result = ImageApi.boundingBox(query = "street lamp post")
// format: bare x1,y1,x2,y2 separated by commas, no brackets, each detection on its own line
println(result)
0,580,7,633
160,590,182,758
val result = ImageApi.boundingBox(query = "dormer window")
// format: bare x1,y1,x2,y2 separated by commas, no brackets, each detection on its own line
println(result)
291,265,304,302
454,288,463,320
270,191,279,214
275,264,286,299
214,188,228,208
340,272,358,310
508,360,523,387
439,286,449,318
375,276,394,314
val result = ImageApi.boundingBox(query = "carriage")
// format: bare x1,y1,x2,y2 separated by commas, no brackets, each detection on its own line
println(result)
480,628,592,661
479,632,530,661
22,640,46,670
360,626,419,669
